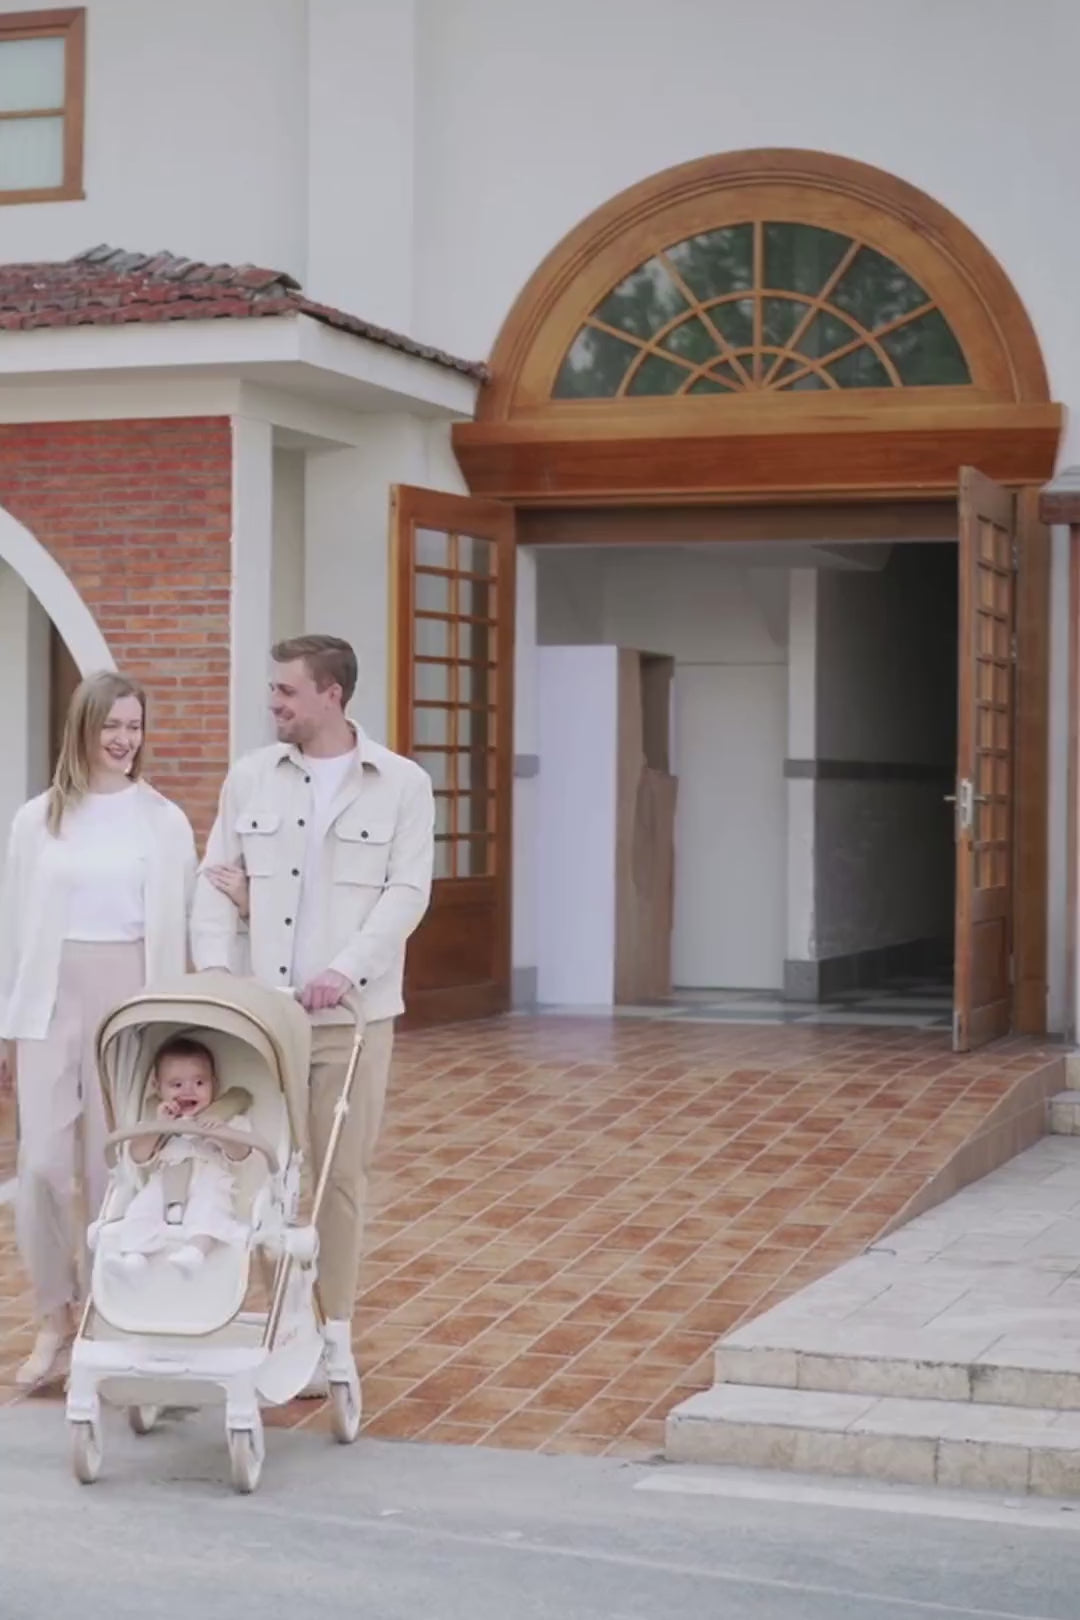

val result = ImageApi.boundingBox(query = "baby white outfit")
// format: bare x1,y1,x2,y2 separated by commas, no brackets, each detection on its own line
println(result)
101,1123,252,1263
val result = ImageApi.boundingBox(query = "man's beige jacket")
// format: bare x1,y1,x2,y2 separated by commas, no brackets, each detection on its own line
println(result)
190,729,434,1022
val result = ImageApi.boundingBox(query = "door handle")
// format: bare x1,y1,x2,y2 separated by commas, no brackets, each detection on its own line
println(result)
946,779,983,831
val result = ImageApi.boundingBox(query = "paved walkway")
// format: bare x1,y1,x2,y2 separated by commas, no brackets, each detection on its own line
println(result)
712,1132,1080,1381
0,1017,1061,1456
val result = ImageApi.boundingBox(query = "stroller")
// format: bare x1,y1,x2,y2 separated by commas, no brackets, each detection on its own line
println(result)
65,970,365,1494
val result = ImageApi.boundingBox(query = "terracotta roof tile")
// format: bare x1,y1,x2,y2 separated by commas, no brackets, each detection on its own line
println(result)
0,246,487,380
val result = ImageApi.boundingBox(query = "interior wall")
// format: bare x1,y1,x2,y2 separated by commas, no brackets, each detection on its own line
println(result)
536,546,789,991
812,544,957,977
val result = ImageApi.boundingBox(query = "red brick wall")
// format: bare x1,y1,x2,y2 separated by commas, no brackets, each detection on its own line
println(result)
0,417,231,841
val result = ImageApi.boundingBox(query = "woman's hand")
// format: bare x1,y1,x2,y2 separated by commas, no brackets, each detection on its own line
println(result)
205,861,250,920
0,1043,13,1099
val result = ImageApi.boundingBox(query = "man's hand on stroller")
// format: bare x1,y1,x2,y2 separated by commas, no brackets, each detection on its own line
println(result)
299,970,351,1013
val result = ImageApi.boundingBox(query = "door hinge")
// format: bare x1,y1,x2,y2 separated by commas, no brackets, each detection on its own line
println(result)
953,1010,964,1048
1011,632,1018,663
1012,537,1020,571
1009,953,1015,986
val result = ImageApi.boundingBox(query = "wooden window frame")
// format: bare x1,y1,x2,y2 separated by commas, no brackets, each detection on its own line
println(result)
0,7,86,206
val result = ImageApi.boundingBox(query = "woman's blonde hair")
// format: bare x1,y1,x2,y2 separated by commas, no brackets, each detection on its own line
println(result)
46,670,147,835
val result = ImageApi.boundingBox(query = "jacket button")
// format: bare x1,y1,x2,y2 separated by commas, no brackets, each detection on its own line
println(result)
361,831,369,840
298,818,306,827
359,978,368,987
285,918,293,927
291,868,300,878
251,820,258,829
304,775,311,785
279,966,288,976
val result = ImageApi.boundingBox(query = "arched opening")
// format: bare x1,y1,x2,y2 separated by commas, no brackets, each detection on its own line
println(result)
438,153,1059,1047
456,149,1060,499
0,505,113,845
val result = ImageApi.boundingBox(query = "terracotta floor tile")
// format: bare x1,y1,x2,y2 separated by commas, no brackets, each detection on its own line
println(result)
562,1397,655,1439
482,1409,569,1449
523,1372,613,1413
445,1384,528,1427
0,1013,1057,1459
487,1353,569,1391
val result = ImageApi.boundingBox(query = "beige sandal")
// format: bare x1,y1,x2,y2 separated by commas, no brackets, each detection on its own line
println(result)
15,1324,71,1388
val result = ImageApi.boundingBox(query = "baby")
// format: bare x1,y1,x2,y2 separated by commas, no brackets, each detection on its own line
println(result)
100,1035,254,1279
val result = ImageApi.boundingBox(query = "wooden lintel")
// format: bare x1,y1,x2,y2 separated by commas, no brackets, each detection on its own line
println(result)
518,501,958,547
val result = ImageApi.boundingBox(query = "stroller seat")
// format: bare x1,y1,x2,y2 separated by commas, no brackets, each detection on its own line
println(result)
90,1025,281,1339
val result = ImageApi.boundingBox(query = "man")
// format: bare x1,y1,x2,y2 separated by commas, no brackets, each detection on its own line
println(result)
190,634,434,1405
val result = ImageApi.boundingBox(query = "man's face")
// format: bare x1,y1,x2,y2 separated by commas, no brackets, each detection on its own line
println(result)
269,659,341,747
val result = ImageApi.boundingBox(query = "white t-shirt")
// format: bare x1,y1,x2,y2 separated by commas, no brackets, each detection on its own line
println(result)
58,785,148,943
290,749,356,988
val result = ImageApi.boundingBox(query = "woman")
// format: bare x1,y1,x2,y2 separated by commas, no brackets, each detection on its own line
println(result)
0,671,196,1387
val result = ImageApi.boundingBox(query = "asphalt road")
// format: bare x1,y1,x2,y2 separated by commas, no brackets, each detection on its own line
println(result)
3,1401,1080,1619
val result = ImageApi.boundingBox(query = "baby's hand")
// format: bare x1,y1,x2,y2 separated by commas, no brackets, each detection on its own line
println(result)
157,1100,182,1121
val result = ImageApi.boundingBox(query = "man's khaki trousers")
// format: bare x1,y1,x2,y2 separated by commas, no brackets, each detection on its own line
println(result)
307,1017,394,1321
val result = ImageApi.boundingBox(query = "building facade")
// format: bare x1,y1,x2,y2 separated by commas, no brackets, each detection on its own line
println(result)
0,0,1076,1044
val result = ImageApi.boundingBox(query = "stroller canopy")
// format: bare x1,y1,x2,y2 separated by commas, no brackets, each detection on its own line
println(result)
96,971,312,1150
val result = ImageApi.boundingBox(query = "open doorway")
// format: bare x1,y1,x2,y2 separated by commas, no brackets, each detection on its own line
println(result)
533,534,958,1031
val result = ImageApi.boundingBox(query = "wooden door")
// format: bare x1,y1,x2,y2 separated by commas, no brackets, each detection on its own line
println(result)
953,467,1016,1052
391,486,515,1027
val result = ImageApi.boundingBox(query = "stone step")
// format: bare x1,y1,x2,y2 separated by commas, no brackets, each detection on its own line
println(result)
665,1383,1080,1495
1050,1091,1080,1133
715,1341,1080,1410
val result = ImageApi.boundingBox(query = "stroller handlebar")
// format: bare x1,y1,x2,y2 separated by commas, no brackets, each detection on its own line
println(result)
104,1120,280,1176
278,982,367,1034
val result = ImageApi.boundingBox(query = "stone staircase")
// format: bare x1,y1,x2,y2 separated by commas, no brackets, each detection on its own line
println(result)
667,1060,1080,1496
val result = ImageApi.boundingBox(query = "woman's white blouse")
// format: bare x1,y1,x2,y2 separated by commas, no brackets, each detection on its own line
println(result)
53,786,149,943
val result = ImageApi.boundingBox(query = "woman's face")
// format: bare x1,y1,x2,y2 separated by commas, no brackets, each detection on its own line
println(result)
96,694,143,781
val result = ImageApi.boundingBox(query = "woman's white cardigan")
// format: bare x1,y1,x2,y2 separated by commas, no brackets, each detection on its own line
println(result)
0,782,196,1042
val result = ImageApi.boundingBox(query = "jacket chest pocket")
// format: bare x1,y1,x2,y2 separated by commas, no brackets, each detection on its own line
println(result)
235,811,281,878
332,813,392,888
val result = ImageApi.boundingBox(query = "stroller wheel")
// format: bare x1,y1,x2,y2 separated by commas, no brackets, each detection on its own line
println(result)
227,1424,264,1494
329,1381,361,1445
127,1405,159,1436
70,1420,103,1485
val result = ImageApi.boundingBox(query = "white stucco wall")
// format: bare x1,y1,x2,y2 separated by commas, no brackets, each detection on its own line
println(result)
536,546,789,990
2,0,308,278
413,0,1080,430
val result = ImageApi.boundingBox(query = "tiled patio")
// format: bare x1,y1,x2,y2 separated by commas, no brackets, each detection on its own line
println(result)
0,1016,1062,1458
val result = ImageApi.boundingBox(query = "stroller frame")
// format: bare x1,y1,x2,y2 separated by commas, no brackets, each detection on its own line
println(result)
65,974,365,1493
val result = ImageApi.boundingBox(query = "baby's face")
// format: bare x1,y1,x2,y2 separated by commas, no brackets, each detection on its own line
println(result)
156,1056,215,1116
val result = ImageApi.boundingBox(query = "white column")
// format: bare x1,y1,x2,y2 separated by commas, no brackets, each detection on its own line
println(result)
304,415,446,744
512,546,539,1002
306,0,417,328
786,569,818,976
230,416,276,760
0,564,50,852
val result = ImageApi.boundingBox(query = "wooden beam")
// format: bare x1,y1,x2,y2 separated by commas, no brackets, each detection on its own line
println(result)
455,404,1062,504
518,501,957,547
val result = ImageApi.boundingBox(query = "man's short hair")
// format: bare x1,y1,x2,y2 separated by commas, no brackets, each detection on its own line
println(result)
271,634,358,707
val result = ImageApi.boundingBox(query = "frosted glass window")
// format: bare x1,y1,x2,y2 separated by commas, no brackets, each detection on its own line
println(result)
0,114,63,189
0,12,84,201
0,36,64,111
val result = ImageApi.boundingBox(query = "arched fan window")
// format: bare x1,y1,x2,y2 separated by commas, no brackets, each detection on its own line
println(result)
554,221,971,398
